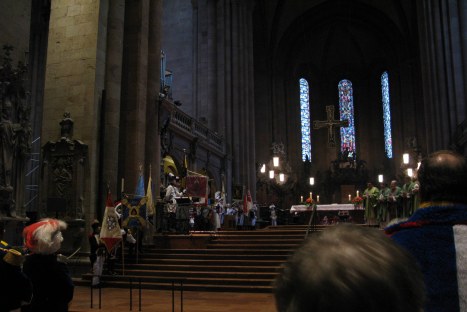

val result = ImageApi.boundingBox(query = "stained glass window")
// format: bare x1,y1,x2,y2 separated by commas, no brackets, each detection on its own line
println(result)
338,79,356,155
300,78,311,162
381,71,393,158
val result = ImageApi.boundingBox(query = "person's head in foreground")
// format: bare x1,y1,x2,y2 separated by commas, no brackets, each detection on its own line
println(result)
274,224,425,312
417,149,467,204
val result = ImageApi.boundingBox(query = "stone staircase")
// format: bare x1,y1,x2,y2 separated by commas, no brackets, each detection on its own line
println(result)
78,225,326,292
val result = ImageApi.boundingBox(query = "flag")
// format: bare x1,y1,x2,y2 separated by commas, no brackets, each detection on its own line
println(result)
243,189,253,215
146,174,155,216
121,172,147,229
181,153,189,189
100,191,122,252
185,175,208,198
134,173,145,199
184,154,188,173
221,177,226,204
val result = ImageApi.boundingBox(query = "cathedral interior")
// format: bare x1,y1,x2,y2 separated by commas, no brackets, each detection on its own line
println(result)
0,0,465,237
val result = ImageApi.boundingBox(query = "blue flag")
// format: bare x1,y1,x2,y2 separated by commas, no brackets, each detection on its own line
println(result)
134,173,145,198
121,173,147,229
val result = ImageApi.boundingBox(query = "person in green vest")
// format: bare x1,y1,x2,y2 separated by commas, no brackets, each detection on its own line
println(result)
401,176,415,218
363,182,379,225
387,180,402,221
411,177,420,213
377,182,390,225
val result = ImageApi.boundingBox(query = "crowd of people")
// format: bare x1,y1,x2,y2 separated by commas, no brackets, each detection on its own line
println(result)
0,149,465,311
274,149,467,312
160,173,264,232
361,175,420,226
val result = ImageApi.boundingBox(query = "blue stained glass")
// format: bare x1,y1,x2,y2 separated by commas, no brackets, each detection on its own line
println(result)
300,78,312,162
381,71,393,158
338,79,356,155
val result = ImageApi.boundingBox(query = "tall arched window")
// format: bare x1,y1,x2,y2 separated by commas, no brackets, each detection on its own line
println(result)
381,71,393,158
300,78,311,162
338,79,356,154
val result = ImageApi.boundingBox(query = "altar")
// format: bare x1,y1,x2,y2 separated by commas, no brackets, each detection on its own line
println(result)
289,203,364,224
290,203,355,212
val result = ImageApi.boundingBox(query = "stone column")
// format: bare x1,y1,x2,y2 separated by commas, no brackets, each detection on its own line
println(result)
27,0,50,214
102,0,125,198
120,0,150,190
214,0,255,198
417,0,466,151
41,0,108,219
216,0,233,201
146,0,163,196
192,0,218,128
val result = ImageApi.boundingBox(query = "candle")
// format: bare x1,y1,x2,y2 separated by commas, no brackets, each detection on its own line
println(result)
317,195,320,203
356,190,359,197
121,178,125,192
300,196,303,203
309,192,312,199
348,194,351,201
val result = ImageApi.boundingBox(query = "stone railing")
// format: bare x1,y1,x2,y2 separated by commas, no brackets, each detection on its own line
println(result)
161,99,224,153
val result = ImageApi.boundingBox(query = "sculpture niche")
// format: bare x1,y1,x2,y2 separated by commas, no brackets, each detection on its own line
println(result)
0,45,31,218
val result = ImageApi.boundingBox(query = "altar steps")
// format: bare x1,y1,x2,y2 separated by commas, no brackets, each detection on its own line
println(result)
77,226,325,292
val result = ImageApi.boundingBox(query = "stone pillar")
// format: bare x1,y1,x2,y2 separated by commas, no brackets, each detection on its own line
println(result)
102,0,125,198
41,0,108,220
216,0,233,201
146,0,163,196
192,0,218,128
207,0,218,129
417,0,466,152
120,0,150,190
213,0,255,198
27,0,50,214
119,0,162,196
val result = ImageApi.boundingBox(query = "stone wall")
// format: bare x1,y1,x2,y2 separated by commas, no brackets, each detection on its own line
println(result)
41,0,107,220
0,0,31,63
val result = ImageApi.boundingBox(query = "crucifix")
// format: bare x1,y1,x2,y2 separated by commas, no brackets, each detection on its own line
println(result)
313,105,349,148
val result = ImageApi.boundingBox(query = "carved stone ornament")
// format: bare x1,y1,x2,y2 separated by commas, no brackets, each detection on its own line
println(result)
41,113,87,220
0,45,31,218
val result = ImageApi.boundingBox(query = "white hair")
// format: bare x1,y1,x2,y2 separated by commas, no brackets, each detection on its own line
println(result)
24,219,67,254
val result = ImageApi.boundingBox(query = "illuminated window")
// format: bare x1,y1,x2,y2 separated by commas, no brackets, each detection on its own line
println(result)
381,71,393,158
338,79,356,155
300,78,311,162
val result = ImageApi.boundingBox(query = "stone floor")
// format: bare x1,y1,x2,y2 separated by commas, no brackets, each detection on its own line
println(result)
69,286,276,312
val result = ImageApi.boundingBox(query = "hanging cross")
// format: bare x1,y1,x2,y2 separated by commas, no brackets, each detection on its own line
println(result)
313,105,349,148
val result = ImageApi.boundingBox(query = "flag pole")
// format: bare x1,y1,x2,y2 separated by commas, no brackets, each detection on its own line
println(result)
136,229,139,264
121,239,125,276
186,169,206,177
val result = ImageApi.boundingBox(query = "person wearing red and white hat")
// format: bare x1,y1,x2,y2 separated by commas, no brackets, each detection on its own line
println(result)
22,218,74,312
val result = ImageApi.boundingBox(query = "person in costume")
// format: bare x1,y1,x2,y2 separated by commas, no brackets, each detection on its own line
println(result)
269,204,277,227
386,150,467,312
248,202,258,230
0,224,32,311
401,175,415,218
88,220,106,286
362,182,379,225
164,174,183,232
387,180,402,221
22,218,74,312
214,191,224,229
377,182,390,224
410,177,420,213
235,203,244,229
